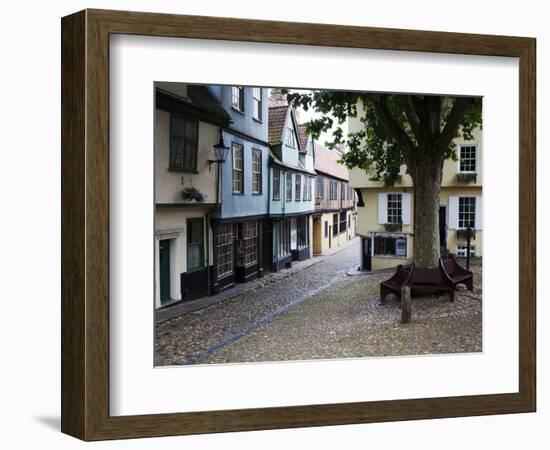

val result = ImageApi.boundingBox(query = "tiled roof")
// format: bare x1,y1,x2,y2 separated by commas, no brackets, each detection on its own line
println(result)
298,125,309,154
268,105,289,146
314,142,349,181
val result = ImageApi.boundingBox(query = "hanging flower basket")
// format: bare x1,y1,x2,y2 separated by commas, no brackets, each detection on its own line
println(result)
181,187,207,203
384,222,402,232
456,228,476,240
457,172,477,183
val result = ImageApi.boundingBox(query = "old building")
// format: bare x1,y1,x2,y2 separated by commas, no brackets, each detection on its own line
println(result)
349,113,483,271
312,143,356,255
267,100,316,271
154,83,231,308
208,85,270,293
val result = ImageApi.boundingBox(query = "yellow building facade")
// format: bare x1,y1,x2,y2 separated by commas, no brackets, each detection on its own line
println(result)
349,121,482,271
312,144,357,256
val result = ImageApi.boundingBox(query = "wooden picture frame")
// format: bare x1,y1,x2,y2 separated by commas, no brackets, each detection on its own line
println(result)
61,9,536,441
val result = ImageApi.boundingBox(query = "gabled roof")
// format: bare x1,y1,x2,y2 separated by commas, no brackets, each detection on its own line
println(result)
268,149,316,176
297,125,309,154
268,105,289,146
314,143,349,181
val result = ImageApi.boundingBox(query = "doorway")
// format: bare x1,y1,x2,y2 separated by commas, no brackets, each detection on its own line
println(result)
159,239,171,304
362,237,372,271
439,205,447,252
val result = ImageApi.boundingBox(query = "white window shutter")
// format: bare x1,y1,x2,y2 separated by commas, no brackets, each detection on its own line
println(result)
475,196,483,230
378,193,388,224
401,193,411,225
448,196,458,230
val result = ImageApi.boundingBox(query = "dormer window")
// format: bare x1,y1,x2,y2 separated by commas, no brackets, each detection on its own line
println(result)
285,127,297,148
231,86,244,112
252,88,262,121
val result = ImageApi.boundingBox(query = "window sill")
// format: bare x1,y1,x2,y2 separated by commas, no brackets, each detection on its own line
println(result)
168,168,199,174
252,117,263,124
231,106,245,115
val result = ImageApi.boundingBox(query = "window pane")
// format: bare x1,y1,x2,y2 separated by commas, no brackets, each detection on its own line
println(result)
252,88,262,121
273,168,280,200
459,145,476,172
231,86,243,110
216,224,234,278
458,197,476,228
232,143,244,193
286,172,292,201
170,115,197,171
387,193,402,224
295,175,301,200
187,219,204,270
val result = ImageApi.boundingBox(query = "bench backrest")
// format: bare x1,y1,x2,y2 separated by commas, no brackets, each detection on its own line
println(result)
442,258,459,276
409,266,444,284
396,267,411,284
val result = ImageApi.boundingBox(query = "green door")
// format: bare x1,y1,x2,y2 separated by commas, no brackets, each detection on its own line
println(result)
159,239,171,304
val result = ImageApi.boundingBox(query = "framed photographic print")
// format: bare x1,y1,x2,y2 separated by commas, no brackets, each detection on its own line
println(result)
61,9,536,441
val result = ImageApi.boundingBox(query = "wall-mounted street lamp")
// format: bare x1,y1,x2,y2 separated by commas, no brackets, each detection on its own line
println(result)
208,131,230,170
209,130,229,205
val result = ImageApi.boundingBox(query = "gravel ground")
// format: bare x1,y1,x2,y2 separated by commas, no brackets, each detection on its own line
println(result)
155,239,361,366
155,241,482,366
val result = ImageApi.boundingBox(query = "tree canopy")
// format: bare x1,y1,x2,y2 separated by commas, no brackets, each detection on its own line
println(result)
285,91,482,186
284,90,482,268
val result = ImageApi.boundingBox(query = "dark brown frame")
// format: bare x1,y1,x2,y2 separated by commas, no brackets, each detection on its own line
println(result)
61,9,536,441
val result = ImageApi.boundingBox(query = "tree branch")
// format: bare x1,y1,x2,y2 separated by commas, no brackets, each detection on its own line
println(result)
435,97,472,152
368,95,417,160
399,95,423,145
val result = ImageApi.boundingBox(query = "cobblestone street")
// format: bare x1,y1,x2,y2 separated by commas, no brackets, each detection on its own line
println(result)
155,239,482,366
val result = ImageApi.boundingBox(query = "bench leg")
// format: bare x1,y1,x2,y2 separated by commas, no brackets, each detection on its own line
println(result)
466,277,474,291
449,289,455,302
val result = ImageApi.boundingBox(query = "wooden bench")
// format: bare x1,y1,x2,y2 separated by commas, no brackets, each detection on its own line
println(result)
440,253,474,291
380,262,456,303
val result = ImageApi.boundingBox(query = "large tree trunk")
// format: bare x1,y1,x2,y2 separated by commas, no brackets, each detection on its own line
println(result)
410,160,443,268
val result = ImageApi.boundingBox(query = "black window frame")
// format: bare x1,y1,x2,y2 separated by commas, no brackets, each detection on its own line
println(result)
339,211,347,234
297,216,309,249
374,236,407,257
186,218,205,272
169,113,199,173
